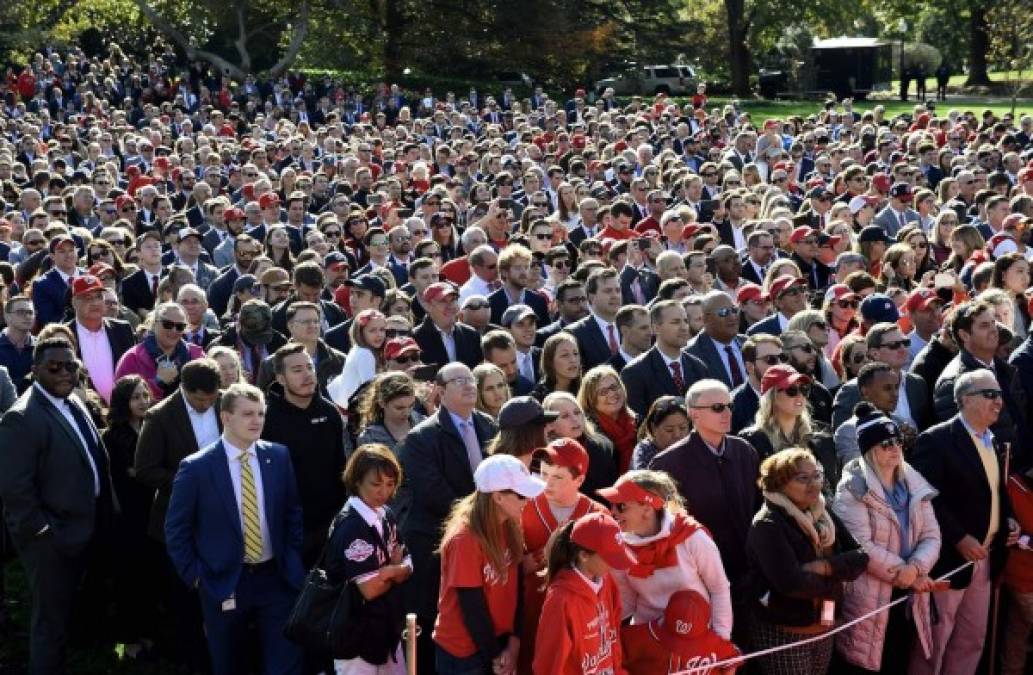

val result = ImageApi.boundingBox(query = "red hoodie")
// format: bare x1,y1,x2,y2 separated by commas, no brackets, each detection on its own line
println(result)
533,568,626,675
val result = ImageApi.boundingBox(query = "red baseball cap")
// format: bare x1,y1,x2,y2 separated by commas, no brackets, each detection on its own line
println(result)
1018,167,1033,184
905,288,943,314
71,274,105,298
760,364,811,395
597,475,664,509
422,281,459,304
736,283,764,304
223,207,245,221
569,513,637,571
535,438,590,476
652,590,740,661
87,262,115,279
789,226,817,244
572,134,587,149
115,194,136,211
871,173,892,194
383,337,421,361
823,284,858,304
681,223,702,239
258,193,280,209
48,234,75,253
768,275,807,299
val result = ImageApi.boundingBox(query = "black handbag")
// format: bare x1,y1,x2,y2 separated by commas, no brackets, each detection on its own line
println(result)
283,514,358,656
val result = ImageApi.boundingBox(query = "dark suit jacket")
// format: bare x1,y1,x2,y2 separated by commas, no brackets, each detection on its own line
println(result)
413,318,483,371
619,265,661,305
535,318,571,348
64,318,136,369
205,267,240,318
164,439,305,601
325,318,352,353
685,332,747,390
746,314,783,337
912,416,1013,588
0,388,117,551
135,391,223,541
831,372,931,430
488,288,551,327
568,314,619,372
739,258,766,286
620,346,709,418
31,268,71,327
121,267,163,316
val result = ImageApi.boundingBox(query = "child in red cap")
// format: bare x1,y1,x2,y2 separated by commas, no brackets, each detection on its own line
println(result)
622,589,740,674
532,512,636,675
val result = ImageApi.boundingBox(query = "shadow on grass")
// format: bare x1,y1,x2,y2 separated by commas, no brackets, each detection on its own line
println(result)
1,561,190,675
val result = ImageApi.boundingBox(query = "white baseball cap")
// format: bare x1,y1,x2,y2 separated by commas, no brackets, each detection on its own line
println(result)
474,455,545,497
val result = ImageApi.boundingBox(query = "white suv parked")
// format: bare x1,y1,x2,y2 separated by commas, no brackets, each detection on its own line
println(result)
595,65,698,96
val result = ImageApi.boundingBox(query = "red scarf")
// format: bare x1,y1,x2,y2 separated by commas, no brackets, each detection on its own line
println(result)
627,513,708,579
595,410,637,473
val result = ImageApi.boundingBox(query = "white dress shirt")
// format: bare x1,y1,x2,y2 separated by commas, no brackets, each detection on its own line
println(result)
183,390,220,449
459,273,493,303
222,436,273,563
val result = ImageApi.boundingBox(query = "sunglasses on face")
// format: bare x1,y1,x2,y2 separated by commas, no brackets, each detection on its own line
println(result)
551,260,570,270
160,319,187,332
45,360,80,374
878,338,911,350
792,470,825,485
788,343,814,354
384,328,413,339
874,437,902,451
779,287,804,298
837,299,859,309
967,388,1003,400
780,384,811,398
391,354,419,365
712,306,740,318
463,302,490,311
690,402,734,413
324,230,341,237
755,354,789,366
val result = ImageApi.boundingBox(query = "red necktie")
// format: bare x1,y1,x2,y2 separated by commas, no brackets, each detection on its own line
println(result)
726,346,744,387
670,361,684,394
607,324,619,355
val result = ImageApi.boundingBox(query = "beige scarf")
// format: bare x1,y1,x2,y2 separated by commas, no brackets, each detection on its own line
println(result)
764,490,836,554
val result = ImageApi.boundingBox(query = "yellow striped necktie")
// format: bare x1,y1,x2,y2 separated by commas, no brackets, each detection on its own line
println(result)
238,450,264,562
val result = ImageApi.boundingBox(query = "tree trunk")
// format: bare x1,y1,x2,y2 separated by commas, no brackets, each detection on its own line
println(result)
382,0,405,80
725,0,751,96
965,0,993,86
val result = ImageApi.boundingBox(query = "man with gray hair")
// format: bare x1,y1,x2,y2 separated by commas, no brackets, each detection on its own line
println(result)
459,244,499,302
911,368,1020,675
649,378,761,617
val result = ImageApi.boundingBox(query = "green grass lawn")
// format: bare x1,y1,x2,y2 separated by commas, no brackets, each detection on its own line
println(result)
0,561,186,674
702,97,1033,119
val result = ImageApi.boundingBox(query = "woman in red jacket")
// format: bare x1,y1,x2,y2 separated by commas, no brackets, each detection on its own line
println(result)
533,512,637,675
519,438,608,674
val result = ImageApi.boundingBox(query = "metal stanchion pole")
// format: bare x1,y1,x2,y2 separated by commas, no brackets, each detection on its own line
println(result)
405,613,419,675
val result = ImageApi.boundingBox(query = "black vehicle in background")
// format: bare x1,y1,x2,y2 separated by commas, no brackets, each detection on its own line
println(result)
760,37,894,99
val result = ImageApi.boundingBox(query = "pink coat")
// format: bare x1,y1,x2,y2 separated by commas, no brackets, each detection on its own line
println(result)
832,458,942,671
113,342,206,400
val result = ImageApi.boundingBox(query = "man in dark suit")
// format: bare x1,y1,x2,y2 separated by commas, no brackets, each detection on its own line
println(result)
619,248,661,306
206,234,262,318
31,234,80,327
488,245,550,327
0,337,117,674
397,362,498,674
134,359,221,670
534,279,588,347
621,300,709,418
482,329,535,396
910,369,1019,675
832,322,931,430
568,267,623,371
120,231,166,318
934,300,1031,464
65,275,136,403
165,383,305,675
685,291,748,391
413,282,483,370
739,229,775,286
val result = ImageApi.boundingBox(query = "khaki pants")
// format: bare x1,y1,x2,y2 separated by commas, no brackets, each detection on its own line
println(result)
909,559,992,675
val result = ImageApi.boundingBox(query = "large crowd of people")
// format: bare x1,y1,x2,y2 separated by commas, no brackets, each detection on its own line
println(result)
2,41,1033,675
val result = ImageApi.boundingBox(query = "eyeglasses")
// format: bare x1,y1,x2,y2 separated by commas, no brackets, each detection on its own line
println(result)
755,354,789,366
324,230,341,237
711,306,740,318
780,384,811,398
597,383,623,397
837,299,859,309
9,308,35,317
391,354,419,365
779,287,804,298
120,206,136,213
160,319,187,332
792,470,825,485
966,388,1003,400
811,321,828,331
851,353,867,365
370,239,389,247
788,343,814,354
443,375,475,386
45,360,79,374
24,239,46,246
690,402,734,413
424,199,441,206
878,338,911,351
533,233,552,241
384,328,413,338
464,302,490,311
551,260,570,270
434,221,453,229
48,210,67,216
291,319,321,327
